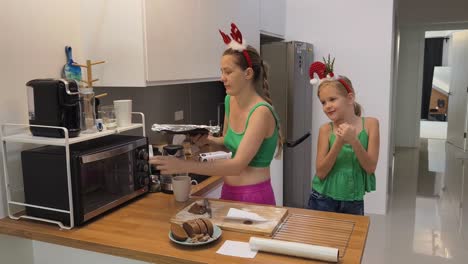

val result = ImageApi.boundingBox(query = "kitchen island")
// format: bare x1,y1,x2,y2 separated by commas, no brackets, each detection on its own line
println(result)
0,177,369,264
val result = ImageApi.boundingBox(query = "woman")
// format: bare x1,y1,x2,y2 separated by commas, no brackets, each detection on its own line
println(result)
150,23,283,205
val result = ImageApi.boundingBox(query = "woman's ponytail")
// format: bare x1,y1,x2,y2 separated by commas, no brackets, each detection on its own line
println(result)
260,60,283,158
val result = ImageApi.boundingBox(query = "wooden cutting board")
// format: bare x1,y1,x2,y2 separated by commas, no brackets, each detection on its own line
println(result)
170,199,288,237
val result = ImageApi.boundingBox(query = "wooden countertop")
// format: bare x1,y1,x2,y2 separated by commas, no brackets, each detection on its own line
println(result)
0,182,369,264
191,176,223,197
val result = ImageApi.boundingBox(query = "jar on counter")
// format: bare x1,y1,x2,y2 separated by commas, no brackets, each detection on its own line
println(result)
79,87,96,133
149,175,161,193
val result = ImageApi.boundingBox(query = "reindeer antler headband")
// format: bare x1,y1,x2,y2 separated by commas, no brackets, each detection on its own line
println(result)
219,23,252,68
309,55,352,94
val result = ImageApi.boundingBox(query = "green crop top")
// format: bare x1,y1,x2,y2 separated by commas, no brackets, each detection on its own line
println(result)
312,117,376,201
223,95,279,167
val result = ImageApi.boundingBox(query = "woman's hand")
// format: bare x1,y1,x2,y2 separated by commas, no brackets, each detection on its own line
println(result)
191,134,210,147
336,123,357,144
150,156,187,175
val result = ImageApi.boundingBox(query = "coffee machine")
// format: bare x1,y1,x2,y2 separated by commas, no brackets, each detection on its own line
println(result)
26,79,81,138
160,144,185,194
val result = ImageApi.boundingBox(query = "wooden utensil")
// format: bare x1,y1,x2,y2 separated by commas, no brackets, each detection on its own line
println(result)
74,59,106,88
95,93,108,99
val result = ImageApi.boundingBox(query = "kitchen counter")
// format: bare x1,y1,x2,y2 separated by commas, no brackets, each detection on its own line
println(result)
0,181,369,264
191,175,224,197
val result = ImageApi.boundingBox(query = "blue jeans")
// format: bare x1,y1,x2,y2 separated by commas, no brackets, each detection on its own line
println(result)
307,189,364,215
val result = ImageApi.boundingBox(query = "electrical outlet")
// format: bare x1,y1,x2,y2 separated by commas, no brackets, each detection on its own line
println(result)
174,110,184,121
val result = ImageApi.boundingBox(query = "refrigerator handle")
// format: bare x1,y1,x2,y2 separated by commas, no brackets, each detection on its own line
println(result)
285,132,311,148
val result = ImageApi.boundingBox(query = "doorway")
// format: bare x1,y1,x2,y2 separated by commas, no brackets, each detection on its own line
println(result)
419,30,468,146
419,31,452,140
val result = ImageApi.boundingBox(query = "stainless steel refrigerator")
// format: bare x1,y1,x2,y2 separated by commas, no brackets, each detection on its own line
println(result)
261,41,313,208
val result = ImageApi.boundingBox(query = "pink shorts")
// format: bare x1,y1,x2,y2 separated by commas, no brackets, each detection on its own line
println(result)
221,179,276,205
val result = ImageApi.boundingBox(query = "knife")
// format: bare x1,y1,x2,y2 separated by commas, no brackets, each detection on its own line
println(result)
203,199,212,218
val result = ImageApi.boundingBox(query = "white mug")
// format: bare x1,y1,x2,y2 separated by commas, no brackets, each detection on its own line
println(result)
172,176,197,202
113,99,132,127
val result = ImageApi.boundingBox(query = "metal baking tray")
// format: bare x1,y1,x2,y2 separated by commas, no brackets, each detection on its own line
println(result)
151,124,220,135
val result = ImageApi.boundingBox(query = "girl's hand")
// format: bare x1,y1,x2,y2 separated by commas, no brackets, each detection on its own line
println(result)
337,123,357,144
191,134,210,147
150,156,187,175
334,130,345,145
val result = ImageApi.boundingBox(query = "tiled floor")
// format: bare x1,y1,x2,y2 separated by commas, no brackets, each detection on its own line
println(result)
363,138,468,263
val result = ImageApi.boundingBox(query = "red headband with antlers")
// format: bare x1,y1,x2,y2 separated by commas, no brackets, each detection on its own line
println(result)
219,23,252,68
308,57,352,94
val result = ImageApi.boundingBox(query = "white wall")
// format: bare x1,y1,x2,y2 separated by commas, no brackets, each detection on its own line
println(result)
285,0,394,214
0,0,83,262
399,0,468,26
1,0,84,216
394,27,425,147
442,36,452,66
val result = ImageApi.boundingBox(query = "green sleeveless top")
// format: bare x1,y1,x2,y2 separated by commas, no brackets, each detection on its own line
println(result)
223,95,279,167
312,117,376,201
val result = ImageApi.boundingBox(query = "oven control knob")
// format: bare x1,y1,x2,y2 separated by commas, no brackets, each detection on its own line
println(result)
139,176,149,186
138,162,149,172
138,149,149,161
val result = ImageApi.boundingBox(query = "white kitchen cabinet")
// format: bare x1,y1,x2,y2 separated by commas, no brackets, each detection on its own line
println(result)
443,143,464,217
441,143,468,246
80,0,147,87
146,0,259,84
80,0,260,87
461,159,468,240
260,0,286,38
447,31,468,150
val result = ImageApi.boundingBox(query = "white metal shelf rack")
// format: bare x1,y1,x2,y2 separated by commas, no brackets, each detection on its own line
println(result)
0,112,145,229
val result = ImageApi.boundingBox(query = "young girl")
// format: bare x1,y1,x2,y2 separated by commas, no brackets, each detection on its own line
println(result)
308,65,379,215
151,23,282,205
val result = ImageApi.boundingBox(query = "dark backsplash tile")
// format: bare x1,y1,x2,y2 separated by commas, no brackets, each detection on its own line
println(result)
189,82,225,125
94,81,225,144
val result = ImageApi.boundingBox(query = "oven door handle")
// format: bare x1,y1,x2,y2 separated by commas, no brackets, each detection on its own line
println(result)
81,144,137,164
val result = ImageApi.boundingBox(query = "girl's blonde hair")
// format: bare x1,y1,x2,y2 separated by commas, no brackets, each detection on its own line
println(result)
317,76,362,116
